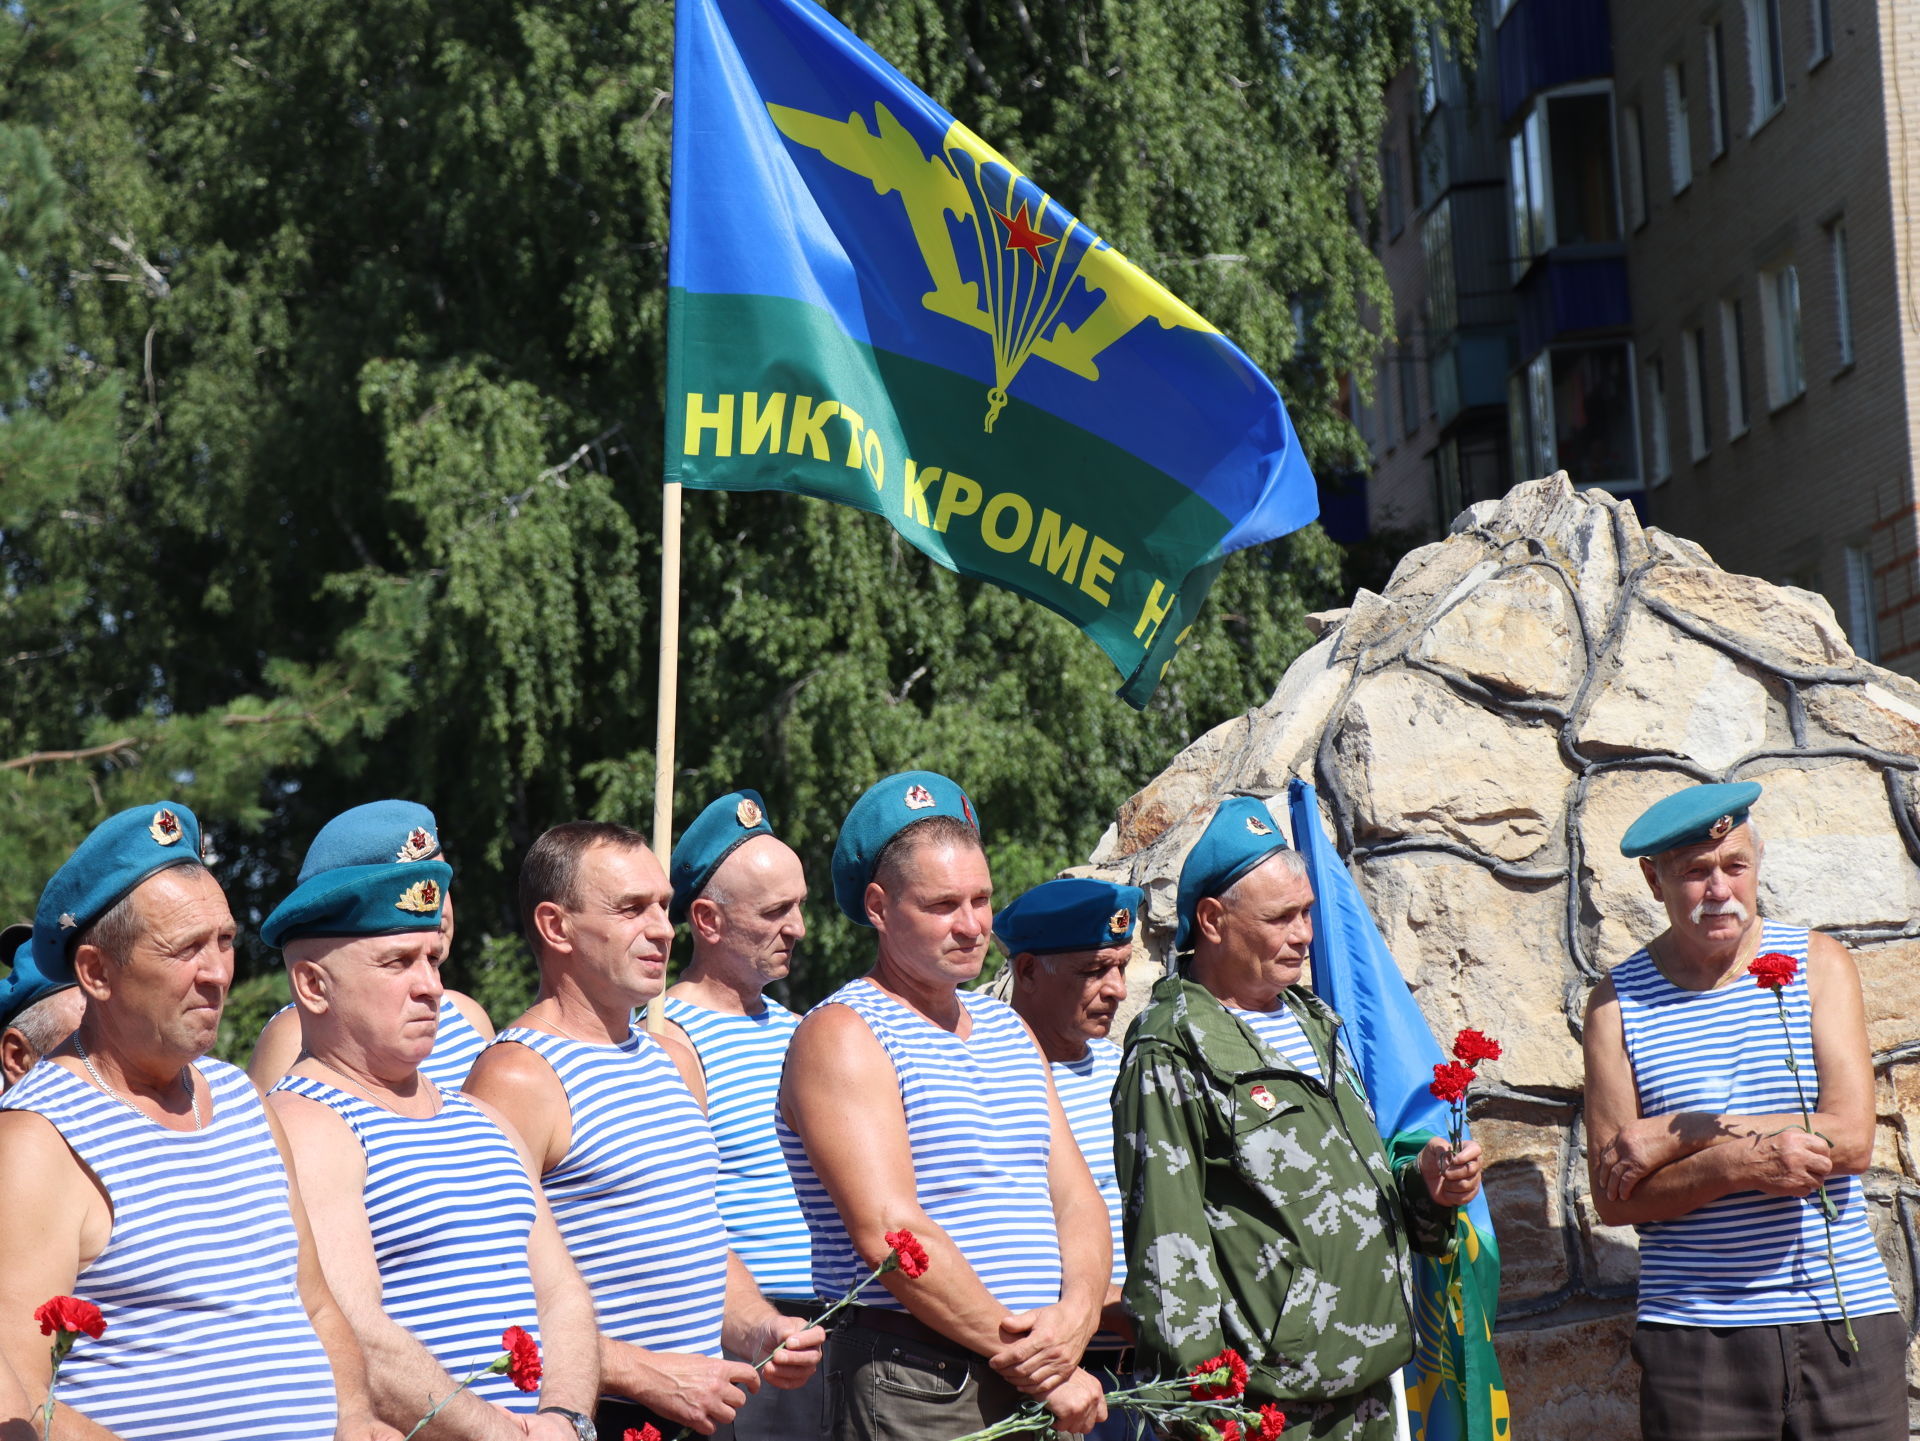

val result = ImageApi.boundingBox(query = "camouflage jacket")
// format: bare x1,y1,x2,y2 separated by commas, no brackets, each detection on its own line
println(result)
1114,974,1453,1408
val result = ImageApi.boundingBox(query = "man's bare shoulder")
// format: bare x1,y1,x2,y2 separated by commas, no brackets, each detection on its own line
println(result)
464,1033,561,1093
265,1086,366,1170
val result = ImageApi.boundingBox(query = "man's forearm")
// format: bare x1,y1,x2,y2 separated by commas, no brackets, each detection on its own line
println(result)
1594,1141,1748,1225
356,1319,521,1439
307,1292,382,1433
534,1282,602,1416
719,1252,778,1361
1051,1190,1112,1338
41,1401,125,1440
1656,1110,1872,1171
859,1212,1012,1357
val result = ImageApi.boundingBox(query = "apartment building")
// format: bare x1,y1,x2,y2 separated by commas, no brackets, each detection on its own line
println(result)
1359,0,1920,672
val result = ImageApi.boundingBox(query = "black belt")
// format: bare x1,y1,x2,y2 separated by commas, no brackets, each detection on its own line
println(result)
838,1304,990,1366
773,1296,830,1322
1082,1345,1134,1374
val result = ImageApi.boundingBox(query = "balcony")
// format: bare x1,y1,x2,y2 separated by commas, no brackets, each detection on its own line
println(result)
1516,252,1630,357
1497,0,1613,122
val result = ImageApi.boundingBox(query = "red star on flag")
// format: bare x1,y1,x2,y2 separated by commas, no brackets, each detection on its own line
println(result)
991,201,1058,265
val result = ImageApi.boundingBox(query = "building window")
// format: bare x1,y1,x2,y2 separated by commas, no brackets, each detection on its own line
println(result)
1383,147,1405,240
1622,106,1648,230
1683,327,1711,459
1707,22,1730,159
1746,0,1787,131
1646,356,1672,484
1508,110,1546,275
1760,263,1805,408
1845,544,1880,662
1665,64,1693,194
1508,372,1532,481
1810,0,1833,66
1546,92,1620,246
1526,343,1642,485
1419,25,1441,116
1721,296,1750,437
1830,219,1854,368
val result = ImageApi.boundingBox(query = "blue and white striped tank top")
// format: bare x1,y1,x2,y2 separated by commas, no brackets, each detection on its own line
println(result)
1051,1037,1124,1290
491,1027,729,1358
269,997,488,1091
779,981,1064,1312
1229,1003,1325,1082
662,995,813,1300
1616,921,1898,1325
269,1075,543,1410
1,1059,337,1439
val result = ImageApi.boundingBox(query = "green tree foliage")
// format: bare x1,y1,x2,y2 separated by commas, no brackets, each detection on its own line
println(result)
0,0,1465,1035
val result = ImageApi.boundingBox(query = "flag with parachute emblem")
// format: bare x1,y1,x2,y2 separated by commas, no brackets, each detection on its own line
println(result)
1286,778,1510,1441
666,0,1319,706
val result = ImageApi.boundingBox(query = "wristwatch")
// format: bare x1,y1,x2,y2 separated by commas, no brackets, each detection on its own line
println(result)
537,1407,597,1441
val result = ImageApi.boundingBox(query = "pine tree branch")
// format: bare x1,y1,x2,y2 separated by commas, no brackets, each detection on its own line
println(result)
0,739,139,772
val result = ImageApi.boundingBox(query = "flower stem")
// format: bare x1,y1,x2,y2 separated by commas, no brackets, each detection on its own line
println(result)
404,1363,486,1440
1772,989,1858,1351
750,1255,895,1372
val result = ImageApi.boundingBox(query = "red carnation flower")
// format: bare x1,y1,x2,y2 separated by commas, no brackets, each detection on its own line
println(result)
34,1296,105,1342
884,1228,931,1279
623,1429,662,1441
1429,1061,1476,1105
501,1325,542,1392
1749,952,1798,990
1257,1403,1287,1439
1189,1346,1248,1399
1451,1028,1502,1065
1215,1423,1241,1441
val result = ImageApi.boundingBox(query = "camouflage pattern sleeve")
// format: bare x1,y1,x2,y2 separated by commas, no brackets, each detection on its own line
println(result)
1387,1127,1457,1258
1114,1037,1224,1386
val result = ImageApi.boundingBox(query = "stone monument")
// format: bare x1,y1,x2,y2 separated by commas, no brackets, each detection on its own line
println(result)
1086,474,1920,1434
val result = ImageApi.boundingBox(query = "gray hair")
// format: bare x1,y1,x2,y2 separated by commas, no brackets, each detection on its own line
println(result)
7,988,80,1057
1217,846,1309,906
72,860,208,966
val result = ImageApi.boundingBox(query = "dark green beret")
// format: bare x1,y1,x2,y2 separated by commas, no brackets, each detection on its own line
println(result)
831,771,979,925
670,789,775,924
1619,782,1762,858
1175,797,1290,950
33,801,204,982
261,860,452,949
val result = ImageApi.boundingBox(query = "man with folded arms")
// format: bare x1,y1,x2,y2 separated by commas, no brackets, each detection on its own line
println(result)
263,855,600,1441
465,822,822,1440
780,772,1110,1440
0,802,390,1440
1585,781,1903,1439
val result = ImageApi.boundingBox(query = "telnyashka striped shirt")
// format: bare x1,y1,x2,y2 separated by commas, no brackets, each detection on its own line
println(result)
1051,1037,1124,1291
1,1059,338,1439
1228,1002,1326,1083
269,997,487,1092
780,981,1064,1312
1616,920,1898,1325
491,1027,729,1358
662,995,813,1300
269,1075,543,1411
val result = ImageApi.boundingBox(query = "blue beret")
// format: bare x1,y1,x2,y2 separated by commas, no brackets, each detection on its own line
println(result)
1175,797,1291,950
33,801,205,981
832,771,980,925
1619,781,1763,858
671,790,775,925
261,860,452,949
1,928,75,1030
298,800,443,883
995,878,1143,956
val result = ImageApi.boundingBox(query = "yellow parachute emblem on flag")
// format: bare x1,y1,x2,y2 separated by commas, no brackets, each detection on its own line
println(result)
767,101,1218,432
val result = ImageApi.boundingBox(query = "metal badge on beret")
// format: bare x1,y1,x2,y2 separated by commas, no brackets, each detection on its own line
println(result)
58,912,77,930
736,797,764,828
395,826,438,862
1244,814,1273,836
1709,814,1733,839
904,784,936,810
150,808,184,846
395,879,441,914
1107,908,1132,938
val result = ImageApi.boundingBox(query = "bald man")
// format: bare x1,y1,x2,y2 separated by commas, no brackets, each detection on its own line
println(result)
662,792,819,1441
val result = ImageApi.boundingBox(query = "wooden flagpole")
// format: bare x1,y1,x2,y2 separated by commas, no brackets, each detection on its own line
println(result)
647,479,684,1034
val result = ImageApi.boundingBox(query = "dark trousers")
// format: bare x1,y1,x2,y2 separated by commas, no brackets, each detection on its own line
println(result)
825,1312,1019,1440
1633,1311,1908,1441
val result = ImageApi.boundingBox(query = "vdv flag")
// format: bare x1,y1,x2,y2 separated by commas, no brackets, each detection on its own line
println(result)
1287,778,1510,1441
666,0,1319,706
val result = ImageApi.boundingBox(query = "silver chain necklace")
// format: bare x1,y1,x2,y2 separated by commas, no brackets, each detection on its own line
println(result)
72,1034,203,1131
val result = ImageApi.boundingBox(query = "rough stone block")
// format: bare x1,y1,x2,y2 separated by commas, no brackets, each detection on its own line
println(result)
1640,563,1856,672
1494,1313,1639,1440
1412,566,1580,701
1474,1107,1570,1302
1747,760,1920,931
1332,671,1571,863
1578,608,1773,771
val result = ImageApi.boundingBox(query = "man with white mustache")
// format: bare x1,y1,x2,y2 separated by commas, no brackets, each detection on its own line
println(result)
1583,781,1902,1440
